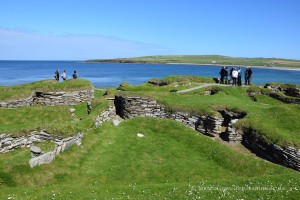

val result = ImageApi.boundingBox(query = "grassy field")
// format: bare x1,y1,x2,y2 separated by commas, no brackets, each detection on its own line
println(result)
0,78,94,101
1,118,299,199
117,78,300,148
0,88,107,137
0,77,300,199
87,55,300,68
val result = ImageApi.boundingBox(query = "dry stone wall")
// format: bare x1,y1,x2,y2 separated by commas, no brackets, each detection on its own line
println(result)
243,128,300,171
113,95,226,136
0,130,83,167
112,95,300,171
0,89,94,108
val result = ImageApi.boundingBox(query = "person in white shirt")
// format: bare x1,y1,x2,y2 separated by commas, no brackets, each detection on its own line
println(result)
232,67,238,86
61,70,67,81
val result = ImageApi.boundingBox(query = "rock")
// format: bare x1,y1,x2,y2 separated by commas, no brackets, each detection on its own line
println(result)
137,133,145,138
30,146,42,158
112,119,121,126
69,108,76,113
29,151,55,167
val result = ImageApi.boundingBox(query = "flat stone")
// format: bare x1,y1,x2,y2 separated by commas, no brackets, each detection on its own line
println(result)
30,146,41,154
112,119,121,126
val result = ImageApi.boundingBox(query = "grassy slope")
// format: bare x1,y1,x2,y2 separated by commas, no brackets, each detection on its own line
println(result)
87,55,300,68
0,89,108,137
117,80,300,148
0,77,300,199
1,118,299,199
0,78,94,101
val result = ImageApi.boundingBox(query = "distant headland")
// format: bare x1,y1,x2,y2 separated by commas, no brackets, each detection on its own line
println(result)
86,55,300,70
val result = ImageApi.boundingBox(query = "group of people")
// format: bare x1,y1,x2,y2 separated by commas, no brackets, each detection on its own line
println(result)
54,69,78,81
219,66,252,86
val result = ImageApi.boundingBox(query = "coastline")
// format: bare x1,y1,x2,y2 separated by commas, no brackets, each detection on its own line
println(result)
166,63,300,71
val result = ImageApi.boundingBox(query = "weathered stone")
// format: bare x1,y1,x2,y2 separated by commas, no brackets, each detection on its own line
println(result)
29,151,55,167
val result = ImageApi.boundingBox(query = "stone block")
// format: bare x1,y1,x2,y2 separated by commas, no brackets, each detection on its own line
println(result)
29,151,55,167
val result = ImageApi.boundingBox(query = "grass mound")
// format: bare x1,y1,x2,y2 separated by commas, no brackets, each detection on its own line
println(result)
1,118,299,199
0,89,107,137
116,80,300,148
0,78,94,101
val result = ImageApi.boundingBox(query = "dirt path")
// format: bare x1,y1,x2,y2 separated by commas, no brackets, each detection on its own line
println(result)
176,83,233,93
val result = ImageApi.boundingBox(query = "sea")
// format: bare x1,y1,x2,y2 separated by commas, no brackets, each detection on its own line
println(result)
0,61,299,87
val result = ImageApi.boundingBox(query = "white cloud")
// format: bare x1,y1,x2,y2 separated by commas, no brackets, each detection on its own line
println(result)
0,28,173,60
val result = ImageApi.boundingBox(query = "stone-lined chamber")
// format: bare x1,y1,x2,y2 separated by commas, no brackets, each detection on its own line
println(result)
102,95,300,171
0,90,94,108
0,87,93,167
0,130,83,167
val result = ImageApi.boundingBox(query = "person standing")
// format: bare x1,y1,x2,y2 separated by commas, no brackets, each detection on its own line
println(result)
219,66,226,84
72,70,78,79
245,67,249,85
54,69,59,81
224,66,229,84
61,70,67,81
232,67,238,86
247,67,253,85
237,67,242,86
229,67,234,84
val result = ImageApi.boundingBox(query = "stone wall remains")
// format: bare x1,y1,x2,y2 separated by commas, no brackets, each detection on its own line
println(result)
242,128,300,171
112,95,300,171
0,130,83,167
0,89,94,108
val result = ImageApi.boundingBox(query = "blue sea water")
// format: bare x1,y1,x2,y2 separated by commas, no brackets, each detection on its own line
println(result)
0,61,299,87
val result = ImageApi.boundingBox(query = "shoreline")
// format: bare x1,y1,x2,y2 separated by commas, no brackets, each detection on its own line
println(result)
166,63,300,71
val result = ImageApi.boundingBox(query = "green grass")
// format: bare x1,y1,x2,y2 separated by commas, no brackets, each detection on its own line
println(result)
87,55,300,68
0,89,109,137
0,76,299,199
0,78,94,101
117,81,300,148
1,118,299,199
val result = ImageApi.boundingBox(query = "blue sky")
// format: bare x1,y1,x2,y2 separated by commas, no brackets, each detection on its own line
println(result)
0,0,299,60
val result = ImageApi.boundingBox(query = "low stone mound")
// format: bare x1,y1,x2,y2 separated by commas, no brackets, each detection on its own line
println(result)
148,79,170,86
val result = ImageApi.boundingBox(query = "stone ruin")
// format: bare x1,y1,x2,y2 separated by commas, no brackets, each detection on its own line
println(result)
0,89,94,108
0,130,83,167
94,95,300,171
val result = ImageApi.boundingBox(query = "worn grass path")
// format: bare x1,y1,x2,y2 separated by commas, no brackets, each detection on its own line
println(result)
176,83,249,93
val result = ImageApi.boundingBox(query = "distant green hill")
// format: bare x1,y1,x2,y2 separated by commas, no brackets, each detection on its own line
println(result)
87,55,300,68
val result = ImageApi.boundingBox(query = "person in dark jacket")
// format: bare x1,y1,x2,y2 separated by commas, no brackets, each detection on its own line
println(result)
54,69,59,81
246,67,253,85
237,67,242,86
219,66,227,84
229,67,234,84
72,70,78,79
224,66,229,84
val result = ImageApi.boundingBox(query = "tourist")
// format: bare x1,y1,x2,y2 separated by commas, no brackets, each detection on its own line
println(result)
61,70,67,81
229,67,234,84
72,70,78,79
54,69,59,81
224,66,229,84
244,66,253,85
245,67,249,85
232,67,238,86
219,66,227,84
237,67,242,86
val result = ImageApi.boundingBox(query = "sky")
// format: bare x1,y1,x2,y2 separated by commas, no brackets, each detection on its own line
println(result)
0,0,299,60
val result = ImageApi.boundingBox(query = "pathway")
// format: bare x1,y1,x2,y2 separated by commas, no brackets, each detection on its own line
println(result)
176,83,232,93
